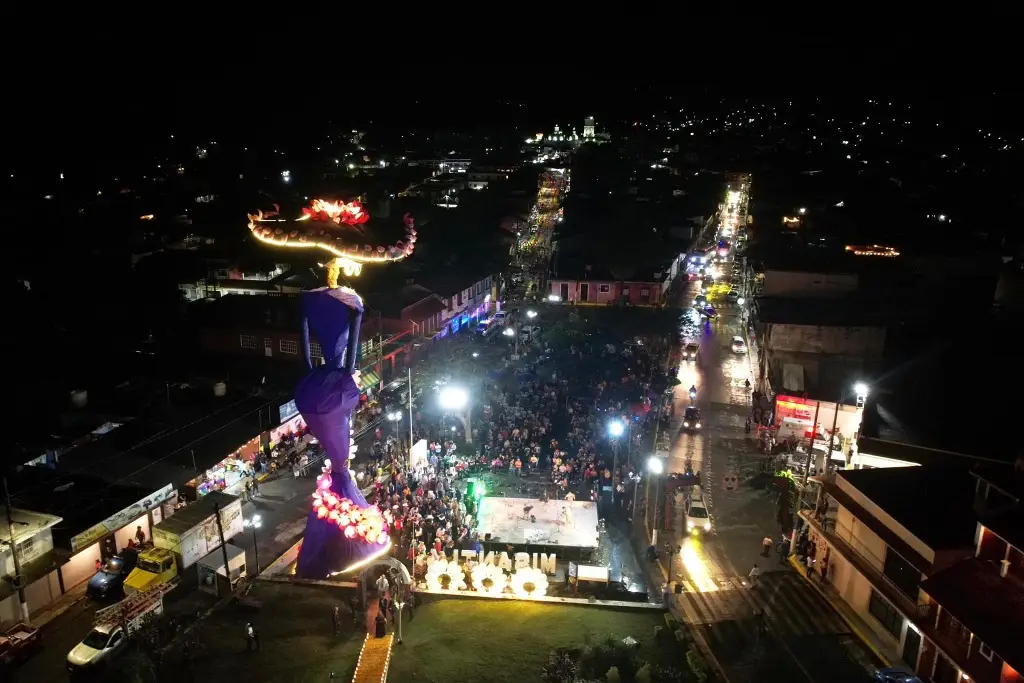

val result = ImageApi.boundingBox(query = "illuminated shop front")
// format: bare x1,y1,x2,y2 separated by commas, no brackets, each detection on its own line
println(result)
187,436,261,497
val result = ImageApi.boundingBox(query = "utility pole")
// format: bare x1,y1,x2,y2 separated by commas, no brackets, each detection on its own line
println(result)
377,311,384,394
4,477,29,622
407,368,414,470
789,400,821,555
213,502,231,595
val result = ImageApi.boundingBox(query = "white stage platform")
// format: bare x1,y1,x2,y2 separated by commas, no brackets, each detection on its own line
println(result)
476,497,600,548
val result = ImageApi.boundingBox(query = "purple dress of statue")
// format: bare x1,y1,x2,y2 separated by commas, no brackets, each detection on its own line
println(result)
294,287,389,578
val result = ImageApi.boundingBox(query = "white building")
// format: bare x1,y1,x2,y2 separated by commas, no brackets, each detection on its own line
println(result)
801,466,979,675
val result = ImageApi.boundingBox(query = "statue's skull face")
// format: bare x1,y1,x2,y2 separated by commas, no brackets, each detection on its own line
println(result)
439,574,452,590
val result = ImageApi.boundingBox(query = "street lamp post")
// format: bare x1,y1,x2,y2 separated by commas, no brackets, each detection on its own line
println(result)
788,382,868,556
644,457,664,541
608,420,625,504
244,514,263,574
439,386,472,445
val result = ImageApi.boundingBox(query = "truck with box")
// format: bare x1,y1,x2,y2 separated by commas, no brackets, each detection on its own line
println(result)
124,491,242,594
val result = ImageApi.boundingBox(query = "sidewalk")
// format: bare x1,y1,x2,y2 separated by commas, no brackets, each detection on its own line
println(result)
787,555,900,668
26,581,88,629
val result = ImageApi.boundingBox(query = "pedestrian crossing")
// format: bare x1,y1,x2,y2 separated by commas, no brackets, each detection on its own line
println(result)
673,571,852,658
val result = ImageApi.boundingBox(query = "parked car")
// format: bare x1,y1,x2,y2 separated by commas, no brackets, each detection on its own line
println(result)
87,549,139,600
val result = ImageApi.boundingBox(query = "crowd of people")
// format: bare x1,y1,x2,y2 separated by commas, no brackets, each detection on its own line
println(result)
352,325,671,591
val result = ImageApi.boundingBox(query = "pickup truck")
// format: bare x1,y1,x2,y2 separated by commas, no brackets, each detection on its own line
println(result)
0,623,42,671
67,593,165,672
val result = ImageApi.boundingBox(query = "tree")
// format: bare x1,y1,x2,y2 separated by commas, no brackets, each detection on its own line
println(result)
542,650,579,683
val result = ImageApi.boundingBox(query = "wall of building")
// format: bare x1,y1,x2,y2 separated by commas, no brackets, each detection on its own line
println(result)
761,270,859,298
549,280,663,305
767,323,886,356
836,478,935,566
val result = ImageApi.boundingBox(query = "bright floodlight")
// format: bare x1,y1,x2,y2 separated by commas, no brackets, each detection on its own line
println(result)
526,310,537,318
245,514,262,529
854,382,869,397
647,457,664,474
737,297,745,306
608,420,625,437
472,352,479,357
547,294,561,302
503,327,515,337
439,386,469,410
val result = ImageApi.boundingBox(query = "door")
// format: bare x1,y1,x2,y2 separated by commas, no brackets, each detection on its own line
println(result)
264,338,272,357
901,626,921,670
559,282,569,301
580,283,589,302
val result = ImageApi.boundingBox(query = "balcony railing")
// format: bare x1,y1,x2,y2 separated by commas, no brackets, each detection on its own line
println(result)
801,509,930,621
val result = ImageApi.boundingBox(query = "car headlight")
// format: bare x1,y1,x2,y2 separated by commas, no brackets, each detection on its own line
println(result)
686,521,694,529
683,422,689,428
695,423,701,429
704,522,711,532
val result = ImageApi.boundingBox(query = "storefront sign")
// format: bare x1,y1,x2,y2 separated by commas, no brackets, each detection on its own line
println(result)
775,395,817,424
279,399,299,424
71,483,175,552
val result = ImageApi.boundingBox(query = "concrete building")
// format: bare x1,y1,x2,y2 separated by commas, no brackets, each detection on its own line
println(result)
916,463,1024,683
798,465,983,677
754,296,889,400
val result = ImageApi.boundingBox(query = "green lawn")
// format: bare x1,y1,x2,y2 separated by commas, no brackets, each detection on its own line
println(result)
341,596,665,683
184,583,664,683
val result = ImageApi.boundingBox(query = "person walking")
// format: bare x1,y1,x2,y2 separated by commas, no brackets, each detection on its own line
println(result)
748,563,762,587
333,605,342,636
245,622,256,651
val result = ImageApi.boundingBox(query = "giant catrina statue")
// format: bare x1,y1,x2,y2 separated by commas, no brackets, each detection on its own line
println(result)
246,199,417,577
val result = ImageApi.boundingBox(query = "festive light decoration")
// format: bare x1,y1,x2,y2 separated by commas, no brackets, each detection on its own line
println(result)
425,560,466,592
311,459,391,547
509,567,549,599
299,198,369,226
246,199,417,285
470,563,509,594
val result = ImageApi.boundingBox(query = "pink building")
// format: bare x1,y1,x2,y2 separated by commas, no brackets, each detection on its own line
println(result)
548,279,664,306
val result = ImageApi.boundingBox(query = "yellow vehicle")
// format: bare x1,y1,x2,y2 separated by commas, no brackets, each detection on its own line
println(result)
123,548,178,595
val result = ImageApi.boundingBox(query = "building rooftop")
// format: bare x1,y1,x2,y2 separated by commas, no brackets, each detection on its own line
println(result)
8,469,155,549
51,394,286,493
836,466,978,555
755,295,897,327
862,317,1024,464
919,557,1024,675
0,508,62,546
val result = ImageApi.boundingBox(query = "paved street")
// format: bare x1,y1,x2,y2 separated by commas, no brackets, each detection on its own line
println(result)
658,185,883,683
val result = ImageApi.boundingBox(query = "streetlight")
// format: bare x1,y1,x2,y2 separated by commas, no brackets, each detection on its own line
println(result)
439,386,471,444
526,310,537,319
244,514,262,574
503,327,515,337
439,387,468,410
387,411,402,422
645,457,664,541
547,294,561,302
608,420,625,504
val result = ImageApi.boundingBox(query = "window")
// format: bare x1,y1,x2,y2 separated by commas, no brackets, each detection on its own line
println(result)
883,548,922,600
622,287,630,295
599,284,610,293
310,342,323,358
279,339,298,355
264,338,272,351
868,589,902,638
977,640,994,661
640,288,650,296
240,334,257,349
457,292,463,306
